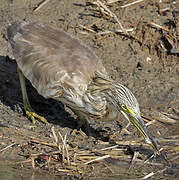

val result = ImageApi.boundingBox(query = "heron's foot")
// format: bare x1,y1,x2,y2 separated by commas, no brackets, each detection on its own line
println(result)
71,128,87,137
25,106,48,124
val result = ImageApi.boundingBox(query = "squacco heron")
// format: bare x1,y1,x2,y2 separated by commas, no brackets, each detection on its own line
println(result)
7,21,159,154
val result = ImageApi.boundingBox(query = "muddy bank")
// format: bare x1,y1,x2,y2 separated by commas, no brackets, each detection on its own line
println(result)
0,0,178,179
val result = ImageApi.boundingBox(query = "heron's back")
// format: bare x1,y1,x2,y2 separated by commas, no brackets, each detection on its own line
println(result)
7,21,106,101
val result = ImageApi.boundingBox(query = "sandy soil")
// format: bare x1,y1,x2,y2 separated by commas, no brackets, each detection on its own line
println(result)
0,0,178,179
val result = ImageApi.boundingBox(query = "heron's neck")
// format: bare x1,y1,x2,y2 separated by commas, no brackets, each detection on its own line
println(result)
89,72,121,99
88,72,125,110
88,72,113,93
87,72,122,120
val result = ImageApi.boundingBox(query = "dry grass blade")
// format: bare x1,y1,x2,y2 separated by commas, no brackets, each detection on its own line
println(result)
31,157,35,169
158,139,179,143
79,24,96,33
100,145,119,151
141,167,167,179
51,126,58,144
92,0,127,34
116,139,147,147
57,168,72,172
161,112,179,121
33,0,50,12
146,120,156,126
58,131,65,163
107,0,121,4
51,126,62,151
0,143,16,153
84,154,110,165
64,134,70,165
142,114,176,124
58,131,70,165
148,22,169,32
79,155,100,160
30,139,57,147
97,28,133,35
129,151,140,169
141,172,154,179
121,0,145,8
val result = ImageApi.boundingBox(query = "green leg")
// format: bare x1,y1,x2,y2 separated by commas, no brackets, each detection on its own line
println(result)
73,110,90,135
17,67,48,124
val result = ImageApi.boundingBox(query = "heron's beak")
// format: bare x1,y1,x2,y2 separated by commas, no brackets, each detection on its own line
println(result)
122,111,160,154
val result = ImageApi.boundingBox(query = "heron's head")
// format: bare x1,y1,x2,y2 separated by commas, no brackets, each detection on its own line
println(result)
106,83,160,154
92,72,159,154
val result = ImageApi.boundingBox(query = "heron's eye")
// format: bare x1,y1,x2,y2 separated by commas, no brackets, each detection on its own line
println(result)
120,104,127,110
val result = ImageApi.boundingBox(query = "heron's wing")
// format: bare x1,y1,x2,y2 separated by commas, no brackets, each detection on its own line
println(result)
7,21,106,99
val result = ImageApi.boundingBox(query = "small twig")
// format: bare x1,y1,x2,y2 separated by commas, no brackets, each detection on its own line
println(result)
100,145,119,151
51,126,58,145
78,155,100,160
31,157,35,169
107,0,121,4
0,143,16,153
33,0,50,12
157,139,179,143
84,154,110,165
51,126,62,152
129,151,140,169
58,131,65,163
97,28,133,35
92,0,127,34
64,133,70,165
161,112,179,121
148,22,169,32
141,172,155,179
30,139,57,147
141,167,167,179
121,0,145,8
142,114,176,124
79,24,96,33
146,120,156,126
58,131,70,165
142,115,154,122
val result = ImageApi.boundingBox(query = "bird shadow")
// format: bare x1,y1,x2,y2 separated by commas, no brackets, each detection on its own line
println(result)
0,55,78,131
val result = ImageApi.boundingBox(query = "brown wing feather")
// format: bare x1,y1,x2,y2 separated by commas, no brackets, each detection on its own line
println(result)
7,21,106,100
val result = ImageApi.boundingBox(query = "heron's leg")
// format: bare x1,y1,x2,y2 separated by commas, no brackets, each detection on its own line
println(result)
72,110,90,135
17,67,48,124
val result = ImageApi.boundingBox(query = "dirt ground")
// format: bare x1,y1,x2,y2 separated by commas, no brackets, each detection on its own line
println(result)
0,0,179,179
